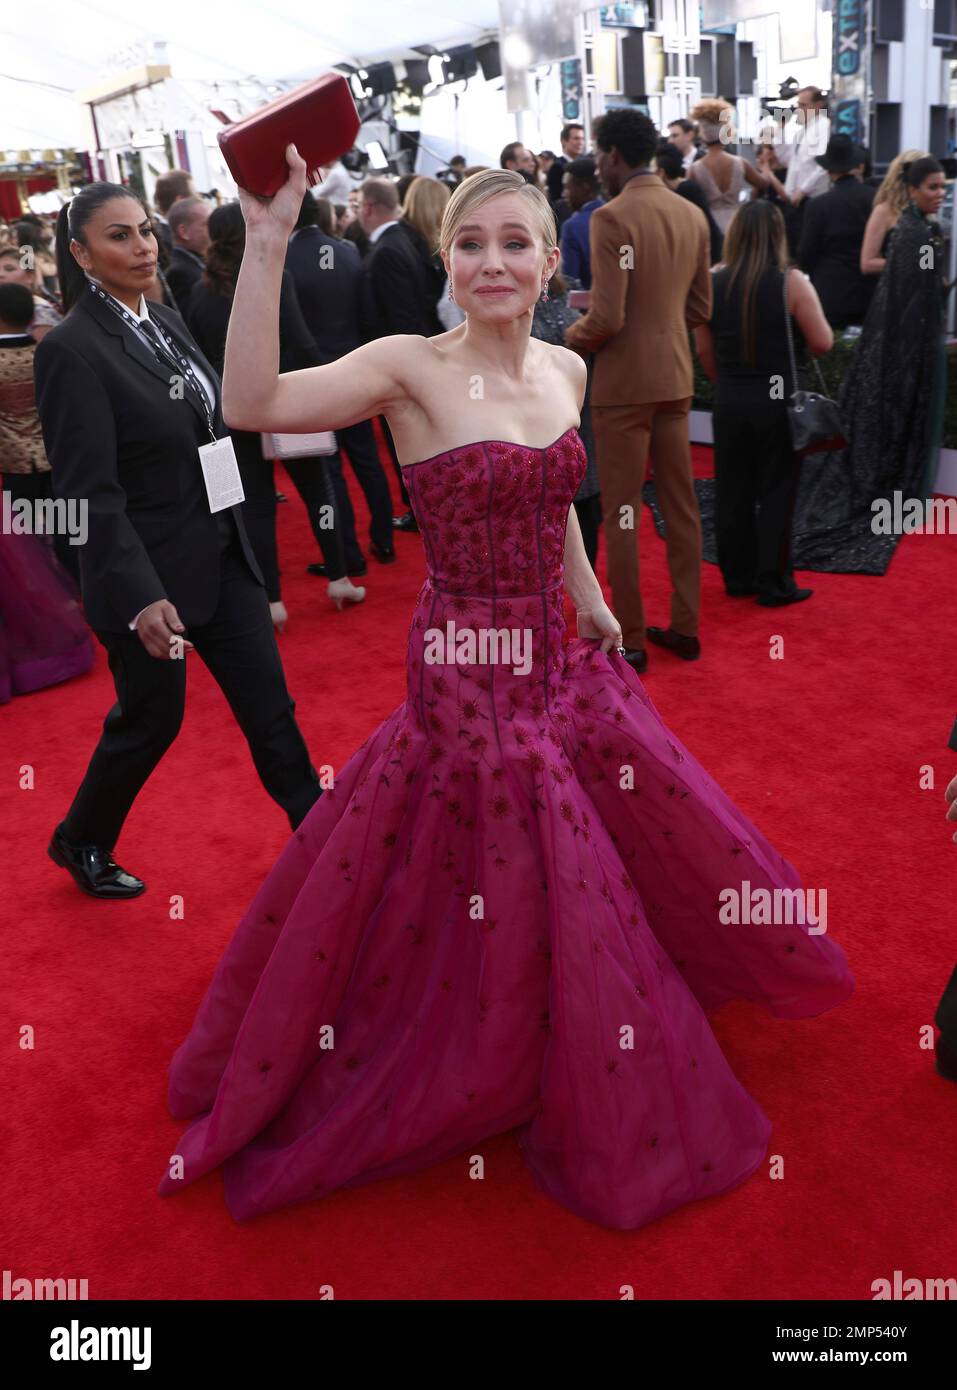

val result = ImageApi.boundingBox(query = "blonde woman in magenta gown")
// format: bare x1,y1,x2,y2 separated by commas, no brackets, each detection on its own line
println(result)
158,148,853,1229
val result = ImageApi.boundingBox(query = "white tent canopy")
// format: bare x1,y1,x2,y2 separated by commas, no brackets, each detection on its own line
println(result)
1,1,501,148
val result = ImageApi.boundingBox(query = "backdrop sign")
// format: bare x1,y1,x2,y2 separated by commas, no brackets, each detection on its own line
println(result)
498,0,588,111
831,0,871,144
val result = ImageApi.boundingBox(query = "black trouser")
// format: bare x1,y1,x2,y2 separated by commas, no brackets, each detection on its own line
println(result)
283,454,348,581
334,418,395,556
61,535,322,850
378,415,412,512
235,432,353,592
2,470,81,585
574,493,602,572
234,439,281,601
713,395,802,600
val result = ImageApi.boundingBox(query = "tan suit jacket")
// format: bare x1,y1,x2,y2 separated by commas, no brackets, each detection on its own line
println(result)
565,175,712,405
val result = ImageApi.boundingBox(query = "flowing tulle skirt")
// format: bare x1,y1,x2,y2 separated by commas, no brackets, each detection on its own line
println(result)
0,529,93,704
159,636,853,1228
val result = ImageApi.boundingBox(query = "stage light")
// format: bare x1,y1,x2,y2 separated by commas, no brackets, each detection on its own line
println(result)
402,59,430,94
475,40,501,81
444,45,479,83
503,34,531,69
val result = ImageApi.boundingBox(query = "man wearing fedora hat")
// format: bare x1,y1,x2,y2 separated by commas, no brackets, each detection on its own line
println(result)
797,133,876,329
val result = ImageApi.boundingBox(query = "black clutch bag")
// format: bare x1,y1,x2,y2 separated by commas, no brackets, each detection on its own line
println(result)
782,269,847,457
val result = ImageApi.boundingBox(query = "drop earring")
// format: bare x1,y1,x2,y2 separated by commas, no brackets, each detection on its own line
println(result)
448,280,455,301
540,278,549,302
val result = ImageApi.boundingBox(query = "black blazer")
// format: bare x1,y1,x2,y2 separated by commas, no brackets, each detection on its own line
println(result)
166,247,205,314
798,175,876,326
358,221,443,343
546,156,568,203
33,288,262,633
186,269,320,377
285,228,363,363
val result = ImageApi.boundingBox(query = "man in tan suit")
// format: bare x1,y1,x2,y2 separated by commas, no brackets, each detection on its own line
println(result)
565,108,712,671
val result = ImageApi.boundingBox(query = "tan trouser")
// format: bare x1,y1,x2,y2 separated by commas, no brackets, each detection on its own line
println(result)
592,398,700,650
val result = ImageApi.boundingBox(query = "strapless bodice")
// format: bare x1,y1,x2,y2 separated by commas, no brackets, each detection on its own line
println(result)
403,428,586,599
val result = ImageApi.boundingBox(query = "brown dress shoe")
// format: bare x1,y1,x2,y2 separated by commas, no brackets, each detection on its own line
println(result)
646,627,701,661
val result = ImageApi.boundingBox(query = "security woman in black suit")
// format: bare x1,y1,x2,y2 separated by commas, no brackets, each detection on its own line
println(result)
34,182,322,900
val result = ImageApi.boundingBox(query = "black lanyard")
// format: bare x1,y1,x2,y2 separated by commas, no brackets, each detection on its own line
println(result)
89,281,217,443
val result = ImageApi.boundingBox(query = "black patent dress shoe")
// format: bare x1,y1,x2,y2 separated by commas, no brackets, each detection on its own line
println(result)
369,542,397,564
47,824,145,899
756,588,813,608
392,510,419,533
307,559,368,578
619,647,648,674
646,626,701,661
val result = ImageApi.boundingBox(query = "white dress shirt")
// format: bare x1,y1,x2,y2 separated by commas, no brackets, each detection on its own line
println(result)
367,218,400,245
103,291,220,630
775,112,830,200
314,161,355,203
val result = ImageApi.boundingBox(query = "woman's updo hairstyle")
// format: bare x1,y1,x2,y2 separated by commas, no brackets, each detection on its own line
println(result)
55,181,146,312
689,98,735,145
439,169,558,283
903,155,943,189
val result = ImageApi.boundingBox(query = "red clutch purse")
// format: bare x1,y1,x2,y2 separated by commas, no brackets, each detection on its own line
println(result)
217,73,361,197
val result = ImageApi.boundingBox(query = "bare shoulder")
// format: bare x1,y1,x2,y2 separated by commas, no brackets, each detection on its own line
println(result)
360,333,441,391
786,267,816,308
545,340,587,396
363,333,431,365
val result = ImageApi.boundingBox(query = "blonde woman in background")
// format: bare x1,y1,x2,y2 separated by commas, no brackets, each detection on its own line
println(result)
688,98,767,234
860,148,927,275
400,176,462,328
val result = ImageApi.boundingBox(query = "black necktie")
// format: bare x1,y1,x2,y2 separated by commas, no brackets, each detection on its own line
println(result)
138,317,212,422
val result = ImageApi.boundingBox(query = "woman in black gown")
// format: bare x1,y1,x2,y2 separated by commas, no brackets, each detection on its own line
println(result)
789,156,950,574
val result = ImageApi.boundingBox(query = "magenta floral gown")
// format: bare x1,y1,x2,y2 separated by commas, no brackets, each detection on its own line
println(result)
158,428,853,1228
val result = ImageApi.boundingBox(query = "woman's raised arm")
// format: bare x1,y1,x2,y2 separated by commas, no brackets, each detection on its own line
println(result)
222,143,408,434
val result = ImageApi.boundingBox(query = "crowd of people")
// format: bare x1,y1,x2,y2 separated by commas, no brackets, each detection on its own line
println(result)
0,92,948,762
2,82,955,1233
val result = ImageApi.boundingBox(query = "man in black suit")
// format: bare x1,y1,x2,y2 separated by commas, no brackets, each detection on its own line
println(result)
165,197,212,313
798,135,876,329
35,260,322,899
545,122,587,203
285,193,394,572
356,177,443,535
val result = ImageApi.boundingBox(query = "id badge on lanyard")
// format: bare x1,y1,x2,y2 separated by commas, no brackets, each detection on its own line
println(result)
198,437,244,513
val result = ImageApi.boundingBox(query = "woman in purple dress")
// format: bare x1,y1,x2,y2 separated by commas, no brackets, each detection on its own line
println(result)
0,528,94,703
158,151,853,1229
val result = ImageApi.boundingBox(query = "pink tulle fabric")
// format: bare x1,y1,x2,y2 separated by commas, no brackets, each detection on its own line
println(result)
158,429,853,1228
0,529,93,704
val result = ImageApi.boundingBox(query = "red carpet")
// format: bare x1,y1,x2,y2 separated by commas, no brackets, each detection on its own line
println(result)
3,442,956,1300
